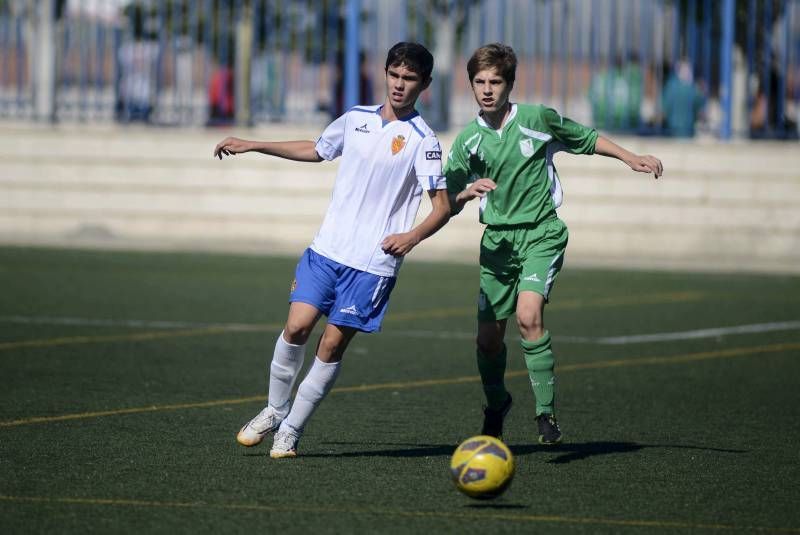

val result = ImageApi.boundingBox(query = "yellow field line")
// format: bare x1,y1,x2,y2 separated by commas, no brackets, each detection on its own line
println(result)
2,341,796,428
0,396,265,428
0,495,797,532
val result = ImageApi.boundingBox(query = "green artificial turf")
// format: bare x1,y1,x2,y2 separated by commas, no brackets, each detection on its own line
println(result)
1,246,798,534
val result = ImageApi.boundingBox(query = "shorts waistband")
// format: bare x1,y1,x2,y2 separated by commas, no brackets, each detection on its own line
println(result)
485,217,557,232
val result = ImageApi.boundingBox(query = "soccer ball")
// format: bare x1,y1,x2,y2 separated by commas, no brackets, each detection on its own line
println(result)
450,435,515,499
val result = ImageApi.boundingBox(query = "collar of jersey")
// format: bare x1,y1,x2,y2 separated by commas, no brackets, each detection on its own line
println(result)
377,105,419,127
476,103,518,132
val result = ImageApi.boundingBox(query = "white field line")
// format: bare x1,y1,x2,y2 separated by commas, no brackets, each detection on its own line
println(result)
2,315,800,345
586,320,800,345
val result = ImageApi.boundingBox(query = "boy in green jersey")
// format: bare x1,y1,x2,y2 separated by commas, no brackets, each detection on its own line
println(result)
445,43,663,444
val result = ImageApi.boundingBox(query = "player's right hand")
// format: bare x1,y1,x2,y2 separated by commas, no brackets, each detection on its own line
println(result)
465,178,497,200
214,137,252,159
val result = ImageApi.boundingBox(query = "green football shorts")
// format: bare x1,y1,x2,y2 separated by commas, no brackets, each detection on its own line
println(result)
477,218,568,322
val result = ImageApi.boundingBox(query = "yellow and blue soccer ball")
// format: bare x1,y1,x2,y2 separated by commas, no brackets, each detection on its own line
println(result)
450,435,515,499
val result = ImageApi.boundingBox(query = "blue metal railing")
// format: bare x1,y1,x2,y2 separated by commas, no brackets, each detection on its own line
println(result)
0,0,797,140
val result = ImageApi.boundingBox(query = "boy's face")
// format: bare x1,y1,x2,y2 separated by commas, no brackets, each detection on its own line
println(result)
384,63,430,112
471,68,512,115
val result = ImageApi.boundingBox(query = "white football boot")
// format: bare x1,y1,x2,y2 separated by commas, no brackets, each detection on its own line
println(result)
269,424,301,458
236,406,283,447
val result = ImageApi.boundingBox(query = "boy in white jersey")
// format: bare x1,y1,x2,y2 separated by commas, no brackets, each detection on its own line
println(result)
213,42,450,458
445,44,663,444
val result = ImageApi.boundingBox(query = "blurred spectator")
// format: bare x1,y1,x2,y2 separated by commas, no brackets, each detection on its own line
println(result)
749,64,799,140
207,63,235,126
252,51,285,120
115,11,159,123
660,60,706,138
589,56,643,132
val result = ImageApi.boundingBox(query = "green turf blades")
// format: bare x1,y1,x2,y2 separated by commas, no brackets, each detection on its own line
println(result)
1,246,799,533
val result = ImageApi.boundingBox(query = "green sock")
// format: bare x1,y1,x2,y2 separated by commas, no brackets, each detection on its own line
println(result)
476,344,509,410
521,331,555,415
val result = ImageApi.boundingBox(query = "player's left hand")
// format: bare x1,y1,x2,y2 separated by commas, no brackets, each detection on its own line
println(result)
629,154,663,178
381,232,419,257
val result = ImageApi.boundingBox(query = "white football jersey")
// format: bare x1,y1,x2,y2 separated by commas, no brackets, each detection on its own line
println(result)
311,105,446,277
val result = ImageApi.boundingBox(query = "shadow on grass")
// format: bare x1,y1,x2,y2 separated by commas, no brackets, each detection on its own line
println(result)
464,503,530,510
294,441,747,463
528,442,747,464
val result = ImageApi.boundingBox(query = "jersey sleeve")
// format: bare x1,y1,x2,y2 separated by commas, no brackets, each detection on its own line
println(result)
443,133,472,196
315,113,347,161
414,134,446,191
542,107,598,155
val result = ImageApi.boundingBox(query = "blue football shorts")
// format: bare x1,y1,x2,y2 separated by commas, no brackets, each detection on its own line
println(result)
289,248,397,333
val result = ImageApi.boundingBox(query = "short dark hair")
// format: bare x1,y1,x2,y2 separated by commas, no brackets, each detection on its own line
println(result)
385,42,434,81
467,43,517,86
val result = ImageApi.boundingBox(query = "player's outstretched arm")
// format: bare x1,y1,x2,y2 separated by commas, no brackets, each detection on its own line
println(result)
213,136,323,162
594,136,663,178
381,189,451,257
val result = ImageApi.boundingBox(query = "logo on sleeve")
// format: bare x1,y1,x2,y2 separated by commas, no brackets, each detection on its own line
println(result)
391,135,406,155
425,150,442,160
355,123,370,133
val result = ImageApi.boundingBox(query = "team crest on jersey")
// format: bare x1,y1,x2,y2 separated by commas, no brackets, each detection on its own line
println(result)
289,278,297,293
391,135,406,155
519,137,535,158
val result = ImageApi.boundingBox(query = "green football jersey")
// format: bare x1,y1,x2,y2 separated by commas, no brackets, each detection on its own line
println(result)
445,103,598,226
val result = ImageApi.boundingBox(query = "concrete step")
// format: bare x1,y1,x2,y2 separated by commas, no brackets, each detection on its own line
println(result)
2,124,798,273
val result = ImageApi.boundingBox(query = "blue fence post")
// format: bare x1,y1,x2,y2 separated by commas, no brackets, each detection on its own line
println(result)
344,0,361,111
719,0,735,140
687,0,698,64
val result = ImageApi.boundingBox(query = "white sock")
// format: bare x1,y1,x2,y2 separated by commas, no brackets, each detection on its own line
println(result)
267,331,306,416
284,356,341,432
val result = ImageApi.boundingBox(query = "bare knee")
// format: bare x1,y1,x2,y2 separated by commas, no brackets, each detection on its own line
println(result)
517,313,544,341
317,338,345,361
316,326,357,363
283,320,313,345
516,291,546,341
